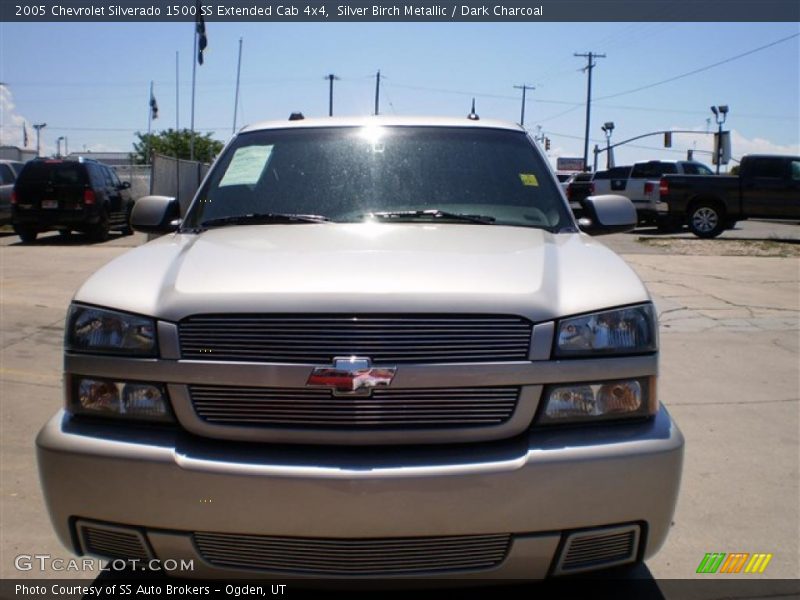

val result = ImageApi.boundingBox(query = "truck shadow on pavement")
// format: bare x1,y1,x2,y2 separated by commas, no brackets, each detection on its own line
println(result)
5,231,127,246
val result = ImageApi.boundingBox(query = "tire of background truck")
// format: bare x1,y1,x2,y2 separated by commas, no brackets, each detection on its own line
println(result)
13,225,37,244
119,204,134,236
688,201,726,238
88,207,111,242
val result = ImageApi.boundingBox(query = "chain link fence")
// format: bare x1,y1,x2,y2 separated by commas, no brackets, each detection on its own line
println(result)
113,164,152,201
150,153,211,216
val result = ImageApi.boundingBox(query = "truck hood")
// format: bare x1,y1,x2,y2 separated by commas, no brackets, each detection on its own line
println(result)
74,223,651,322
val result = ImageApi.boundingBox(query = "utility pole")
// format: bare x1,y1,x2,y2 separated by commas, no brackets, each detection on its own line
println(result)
232,37,243,134
574,51,605,172
325,73,340,117
33,123,47,157
374,70,381,116
0,82,6,146
513,84,535,127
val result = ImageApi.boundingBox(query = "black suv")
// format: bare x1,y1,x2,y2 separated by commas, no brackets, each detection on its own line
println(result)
12,158,134,243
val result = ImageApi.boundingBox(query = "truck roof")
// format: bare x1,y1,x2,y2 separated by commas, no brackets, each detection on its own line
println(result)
740,153,800,160
240,114,526,134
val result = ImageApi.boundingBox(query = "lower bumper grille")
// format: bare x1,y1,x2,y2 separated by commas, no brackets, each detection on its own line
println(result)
76,521,151,561
554,525,640,575
193,532,511,575
189,385,519,428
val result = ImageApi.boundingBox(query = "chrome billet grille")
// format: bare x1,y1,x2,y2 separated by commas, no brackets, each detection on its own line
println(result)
193,532,511,575
189,385,519,428
78,523,151,561
556,525,640,574
178,315,532,364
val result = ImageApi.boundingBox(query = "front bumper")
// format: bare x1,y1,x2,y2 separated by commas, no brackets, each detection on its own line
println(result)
37,406,684,579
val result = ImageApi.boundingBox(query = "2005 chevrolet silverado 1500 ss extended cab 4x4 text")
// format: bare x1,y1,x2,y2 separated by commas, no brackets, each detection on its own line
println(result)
36,116,684,581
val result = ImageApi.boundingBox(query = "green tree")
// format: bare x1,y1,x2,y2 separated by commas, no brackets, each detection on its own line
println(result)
132,128,224,164
729,164,740,176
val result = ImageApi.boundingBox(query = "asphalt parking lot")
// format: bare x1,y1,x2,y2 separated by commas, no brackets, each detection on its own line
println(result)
0,221,798,590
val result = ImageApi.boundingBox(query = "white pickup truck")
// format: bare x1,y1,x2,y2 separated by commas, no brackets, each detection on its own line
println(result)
592,160,713,227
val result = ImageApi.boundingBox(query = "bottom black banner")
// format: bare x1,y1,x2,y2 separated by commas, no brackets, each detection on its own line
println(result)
1,573,799,600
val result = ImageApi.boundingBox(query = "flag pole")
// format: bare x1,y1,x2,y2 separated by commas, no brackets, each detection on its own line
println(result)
232,37,243,134
147,81,153,137
174,50,181,202
176,51,180,132
190,28,197,161
147,81,153,162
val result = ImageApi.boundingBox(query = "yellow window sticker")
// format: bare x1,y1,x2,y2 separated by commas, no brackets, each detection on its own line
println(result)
519,173,539,186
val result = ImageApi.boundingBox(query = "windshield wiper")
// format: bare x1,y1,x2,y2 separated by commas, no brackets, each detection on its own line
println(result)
366,209,496,225
197,213,330,229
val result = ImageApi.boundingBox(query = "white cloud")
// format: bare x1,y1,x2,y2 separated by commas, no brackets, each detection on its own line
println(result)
728,130,800,157
0,85,32,150
670,126,799,162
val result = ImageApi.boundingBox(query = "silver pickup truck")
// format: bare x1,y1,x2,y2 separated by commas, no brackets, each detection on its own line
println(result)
37,116,683,581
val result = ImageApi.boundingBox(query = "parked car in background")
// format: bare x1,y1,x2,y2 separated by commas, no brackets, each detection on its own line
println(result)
556,171,577,194
37,115,683,581
11,157,134,243
596,160,713,227
591,165,632,195
0,159,26,225
660,154,800,238
565,171,594,216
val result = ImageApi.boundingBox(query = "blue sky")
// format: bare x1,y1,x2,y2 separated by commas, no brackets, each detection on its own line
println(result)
1,21,798,169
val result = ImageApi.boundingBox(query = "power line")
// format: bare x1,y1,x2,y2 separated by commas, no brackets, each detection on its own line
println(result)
596,32,799,101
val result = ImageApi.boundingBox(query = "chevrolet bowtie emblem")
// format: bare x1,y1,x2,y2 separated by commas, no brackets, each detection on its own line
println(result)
306,357,396,396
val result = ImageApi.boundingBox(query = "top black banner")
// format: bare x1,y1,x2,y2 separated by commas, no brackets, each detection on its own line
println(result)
2,0,799,22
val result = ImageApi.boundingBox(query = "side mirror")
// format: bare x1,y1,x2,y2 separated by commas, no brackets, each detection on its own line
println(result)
120,181,131,189
130,196,180,234
578,194,637,235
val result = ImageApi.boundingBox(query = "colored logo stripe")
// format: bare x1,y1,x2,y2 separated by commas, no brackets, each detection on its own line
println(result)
719,553,749,573
697,552,773,574
697,553,726,573
745,554,773,573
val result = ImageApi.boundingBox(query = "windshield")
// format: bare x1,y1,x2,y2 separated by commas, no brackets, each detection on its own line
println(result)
183,126,572,231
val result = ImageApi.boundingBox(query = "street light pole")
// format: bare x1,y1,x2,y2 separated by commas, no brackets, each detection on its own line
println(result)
33,123,47,157
710,105,729,175
601,121,614,169
325,74,340,117
56,136,64,157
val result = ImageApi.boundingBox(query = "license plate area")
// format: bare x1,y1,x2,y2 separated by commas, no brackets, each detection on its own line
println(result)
42,200,58,209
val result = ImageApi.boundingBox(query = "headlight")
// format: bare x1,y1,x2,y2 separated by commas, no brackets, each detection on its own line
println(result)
555,304,657,357
539,377,656,424
66,305,156,356
71,377,172,422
